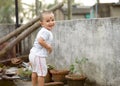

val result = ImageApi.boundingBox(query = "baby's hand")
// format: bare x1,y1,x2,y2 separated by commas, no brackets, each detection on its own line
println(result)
47,44,52,54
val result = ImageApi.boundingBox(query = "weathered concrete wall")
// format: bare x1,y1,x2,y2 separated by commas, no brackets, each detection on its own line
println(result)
0,24,15,38
47,18,120,86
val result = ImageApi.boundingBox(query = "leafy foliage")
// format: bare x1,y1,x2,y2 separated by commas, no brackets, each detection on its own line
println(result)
47,64,55,70
17,68,32,77
0,0,23,23
75,57,88,75
69,57,88,75
0,0,15,23
69,64,75,74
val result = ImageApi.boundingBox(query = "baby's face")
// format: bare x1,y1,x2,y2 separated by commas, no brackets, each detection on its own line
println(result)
41,13,55,30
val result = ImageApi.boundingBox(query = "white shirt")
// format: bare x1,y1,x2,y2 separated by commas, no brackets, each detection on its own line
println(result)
30,27,53,57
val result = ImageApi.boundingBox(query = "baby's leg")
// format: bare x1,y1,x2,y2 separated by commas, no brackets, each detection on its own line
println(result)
32,72,37,86
38,76,44,86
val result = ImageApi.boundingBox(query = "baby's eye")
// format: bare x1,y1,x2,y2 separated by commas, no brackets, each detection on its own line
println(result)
46,20,50,22
52,19,55,21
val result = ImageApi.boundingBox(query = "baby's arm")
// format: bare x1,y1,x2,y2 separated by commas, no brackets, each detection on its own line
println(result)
38,37,52,54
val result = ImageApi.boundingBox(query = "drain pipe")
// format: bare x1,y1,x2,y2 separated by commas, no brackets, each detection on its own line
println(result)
15,0,19,28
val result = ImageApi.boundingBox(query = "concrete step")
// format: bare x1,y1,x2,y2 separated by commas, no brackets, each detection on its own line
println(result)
45,82,64,86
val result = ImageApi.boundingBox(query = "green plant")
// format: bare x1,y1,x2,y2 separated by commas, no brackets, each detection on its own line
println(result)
47,64,55,70
18,68,32,78
69,57,88,76
75,57,88,75
69,64,75,74
66,57,88,86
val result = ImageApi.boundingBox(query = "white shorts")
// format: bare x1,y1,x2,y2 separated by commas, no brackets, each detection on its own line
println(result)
29,53,47,77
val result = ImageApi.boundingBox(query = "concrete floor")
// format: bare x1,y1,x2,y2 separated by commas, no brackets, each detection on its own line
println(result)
14,80,68,86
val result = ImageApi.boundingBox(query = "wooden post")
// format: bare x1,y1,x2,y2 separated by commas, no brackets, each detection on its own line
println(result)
68,0,72,20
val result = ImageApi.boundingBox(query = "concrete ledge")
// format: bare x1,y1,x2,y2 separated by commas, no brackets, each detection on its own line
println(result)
45,82,64,86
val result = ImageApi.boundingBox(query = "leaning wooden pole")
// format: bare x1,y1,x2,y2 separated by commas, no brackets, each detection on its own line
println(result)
0,2,64,58
0,15,39,45
0,22,40,58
